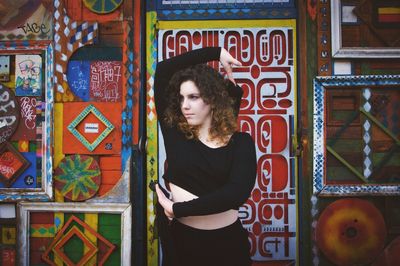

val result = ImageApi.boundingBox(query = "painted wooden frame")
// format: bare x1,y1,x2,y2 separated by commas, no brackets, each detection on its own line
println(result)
313,75,400,196
17,202,132,266
147,17,298,263
154,0,296,20
0,42,53,201
331,0,400,58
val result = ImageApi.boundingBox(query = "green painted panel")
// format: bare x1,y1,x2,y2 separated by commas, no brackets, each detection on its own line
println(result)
326,166,363,183
104,247,121,266
373,152,400,166
99,213,121,226
63,235,84,264
99,225,121,243
327,139,363,152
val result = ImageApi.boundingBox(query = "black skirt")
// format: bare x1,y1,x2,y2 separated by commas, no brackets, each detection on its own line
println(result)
165,219,252,266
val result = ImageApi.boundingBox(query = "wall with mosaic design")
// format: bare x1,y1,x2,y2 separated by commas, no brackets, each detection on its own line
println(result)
0,0,140,265
0,0,397,265
307,1,400,265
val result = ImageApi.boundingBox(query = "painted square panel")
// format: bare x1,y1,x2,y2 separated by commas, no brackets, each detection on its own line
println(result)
89,61,122,102
18,202,131,265
15,55,42,96
0,152,36,189
63,102,122,154
0,142,30,188
313,75,400,195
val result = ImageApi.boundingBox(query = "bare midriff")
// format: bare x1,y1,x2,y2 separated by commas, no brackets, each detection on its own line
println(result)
169,182,238,230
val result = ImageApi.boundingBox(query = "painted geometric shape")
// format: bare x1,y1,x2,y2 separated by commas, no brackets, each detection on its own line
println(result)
52,225,98,266
30,224,56,237
0,142,30,188
89,61,122,102
15,54,42,96
67,60,90,101
1,226,16,244
67,104,115,152
315,198,386,266
83,0,123,14
63,102,121,154
54,155,101,201
0,84,20,144
42,215,116,266
0,152,37,189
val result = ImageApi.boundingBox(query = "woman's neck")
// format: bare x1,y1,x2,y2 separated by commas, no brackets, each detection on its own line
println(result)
197,126,210,142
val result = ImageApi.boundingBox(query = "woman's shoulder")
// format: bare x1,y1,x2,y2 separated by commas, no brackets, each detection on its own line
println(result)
231,131,254,145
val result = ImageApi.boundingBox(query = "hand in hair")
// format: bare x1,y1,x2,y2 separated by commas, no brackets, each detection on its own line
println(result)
219,48,242,84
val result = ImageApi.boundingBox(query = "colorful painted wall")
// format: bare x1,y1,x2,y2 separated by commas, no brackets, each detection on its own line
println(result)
0,0,399,266
0,0,140,265
301,1,400,265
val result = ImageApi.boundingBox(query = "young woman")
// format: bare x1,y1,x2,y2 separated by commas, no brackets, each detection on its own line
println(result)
154,46,257,266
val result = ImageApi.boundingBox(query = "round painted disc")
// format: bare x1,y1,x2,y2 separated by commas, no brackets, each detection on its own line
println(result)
0,84,20,144
83,0,123,14
316,198,386,266
54,155,101,201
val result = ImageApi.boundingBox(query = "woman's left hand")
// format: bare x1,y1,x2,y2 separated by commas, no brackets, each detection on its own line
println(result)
156,184,175,219
220,48,242,84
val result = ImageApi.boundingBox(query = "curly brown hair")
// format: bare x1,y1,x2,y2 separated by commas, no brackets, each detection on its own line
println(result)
164,64,237,144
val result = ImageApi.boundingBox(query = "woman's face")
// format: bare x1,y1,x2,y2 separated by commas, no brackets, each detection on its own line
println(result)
180,80,212,128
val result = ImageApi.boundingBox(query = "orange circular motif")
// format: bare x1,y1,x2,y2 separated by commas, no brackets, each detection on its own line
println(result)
315,198,386,266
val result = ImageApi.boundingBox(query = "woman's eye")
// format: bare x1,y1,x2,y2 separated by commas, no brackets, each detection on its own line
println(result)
189,95,199,100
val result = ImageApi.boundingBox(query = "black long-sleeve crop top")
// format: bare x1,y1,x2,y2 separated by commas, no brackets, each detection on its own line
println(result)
154,47,257,218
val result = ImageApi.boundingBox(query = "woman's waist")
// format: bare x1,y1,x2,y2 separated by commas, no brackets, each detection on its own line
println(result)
176,210,238,230
169,182,238,230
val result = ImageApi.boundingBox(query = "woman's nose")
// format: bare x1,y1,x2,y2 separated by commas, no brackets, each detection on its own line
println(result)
181,98,189,109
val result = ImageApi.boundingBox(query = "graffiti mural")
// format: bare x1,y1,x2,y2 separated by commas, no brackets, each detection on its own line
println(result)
0,0,53,41
156,20,297,262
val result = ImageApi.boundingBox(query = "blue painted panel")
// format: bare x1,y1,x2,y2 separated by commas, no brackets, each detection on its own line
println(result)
155,0,296,19
0,152,36,188
157,8,297,20
157,0,295,10
67,60,90,101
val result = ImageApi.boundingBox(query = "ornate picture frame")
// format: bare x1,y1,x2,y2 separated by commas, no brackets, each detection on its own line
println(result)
17,202,132,266
313,75,400,196
331,0,400,58
0,41,53,201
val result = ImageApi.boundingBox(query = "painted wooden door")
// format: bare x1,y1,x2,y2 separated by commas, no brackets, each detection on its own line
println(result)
146,2,299,264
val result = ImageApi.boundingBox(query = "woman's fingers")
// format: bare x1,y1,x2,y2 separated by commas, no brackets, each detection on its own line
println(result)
156,185,175,218
228,57,242,67
220,48,241,83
